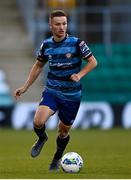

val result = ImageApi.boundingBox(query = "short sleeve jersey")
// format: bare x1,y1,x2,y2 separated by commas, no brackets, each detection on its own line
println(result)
37,34,92,101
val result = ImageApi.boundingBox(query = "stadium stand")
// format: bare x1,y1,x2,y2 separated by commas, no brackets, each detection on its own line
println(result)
0,0,42,102
0,69,14,127
82,44,131,104
0,69,14,106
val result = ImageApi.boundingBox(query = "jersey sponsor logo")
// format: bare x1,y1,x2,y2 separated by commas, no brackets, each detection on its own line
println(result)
65,53,72,59
49,62,72,68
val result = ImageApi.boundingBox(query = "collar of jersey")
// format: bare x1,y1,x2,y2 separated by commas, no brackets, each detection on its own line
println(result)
52,34,68,43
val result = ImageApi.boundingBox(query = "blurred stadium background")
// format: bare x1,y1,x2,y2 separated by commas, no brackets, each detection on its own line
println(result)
0,0,131,130
0,0,131,178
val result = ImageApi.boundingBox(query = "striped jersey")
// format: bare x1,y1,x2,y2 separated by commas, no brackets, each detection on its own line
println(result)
37,34,92,101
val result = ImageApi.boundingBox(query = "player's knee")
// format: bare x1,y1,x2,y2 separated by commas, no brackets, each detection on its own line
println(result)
58,128,69,138
34,117,43,129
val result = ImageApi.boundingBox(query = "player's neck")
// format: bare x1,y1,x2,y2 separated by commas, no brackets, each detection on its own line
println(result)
53,34,68,42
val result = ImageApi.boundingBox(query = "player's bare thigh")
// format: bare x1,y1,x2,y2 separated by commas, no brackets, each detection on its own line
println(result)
34,105,54,128
58,121,71,138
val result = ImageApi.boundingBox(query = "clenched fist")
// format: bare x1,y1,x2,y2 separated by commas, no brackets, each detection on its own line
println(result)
14,86,27,100
70,73,80,82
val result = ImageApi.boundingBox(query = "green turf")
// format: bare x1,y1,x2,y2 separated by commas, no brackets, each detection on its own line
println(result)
0,128,131,179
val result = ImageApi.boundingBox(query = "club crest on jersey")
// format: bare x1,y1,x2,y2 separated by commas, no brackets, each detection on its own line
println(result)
48,55,52,60
65,53,72,59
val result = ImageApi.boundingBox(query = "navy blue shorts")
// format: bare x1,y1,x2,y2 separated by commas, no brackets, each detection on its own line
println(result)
39,90,81,126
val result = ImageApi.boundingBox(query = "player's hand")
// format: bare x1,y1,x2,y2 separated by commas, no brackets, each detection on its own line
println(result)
70,73,80,82
14,86,27,100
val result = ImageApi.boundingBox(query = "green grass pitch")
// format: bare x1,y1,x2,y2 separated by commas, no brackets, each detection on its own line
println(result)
0,128,131,179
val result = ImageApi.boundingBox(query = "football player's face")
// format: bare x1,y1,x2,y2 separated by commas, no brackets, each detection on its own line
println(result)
50,16,67,38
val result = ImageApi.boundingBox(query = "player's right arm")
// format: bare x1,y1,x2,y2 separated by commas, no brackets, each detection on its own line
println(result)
14,60,45,100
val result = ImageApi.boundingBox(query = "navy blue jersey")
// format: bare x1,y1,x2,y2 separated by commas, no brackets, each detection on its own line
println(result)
37,34,92,101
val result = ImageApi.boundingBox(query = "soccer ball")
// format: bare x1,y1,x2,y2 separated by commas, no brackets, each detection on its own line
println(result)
61,152,83,173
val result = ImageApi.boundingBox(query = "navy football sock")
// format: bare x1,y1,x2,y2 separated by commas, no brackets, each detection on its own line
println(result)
34,125,46,141
53,135,70,160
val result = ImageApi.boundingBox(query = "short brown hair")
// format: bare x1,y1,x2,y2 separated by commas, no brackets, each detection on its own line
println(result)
50,10,67,19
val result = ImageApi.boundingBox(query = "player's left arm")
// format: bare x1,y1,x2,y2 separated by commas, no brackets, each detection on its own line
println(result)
70,55,97,82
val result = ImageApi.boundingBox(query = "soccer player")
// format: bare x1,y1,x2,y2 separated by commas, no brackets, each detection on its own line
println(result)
14,10,97,171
